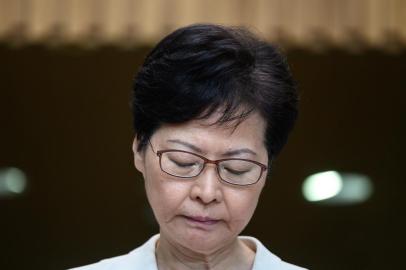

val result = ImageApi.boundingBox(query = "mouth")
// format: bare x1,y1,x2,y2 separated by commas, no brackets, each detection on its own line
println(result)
182,215,220,226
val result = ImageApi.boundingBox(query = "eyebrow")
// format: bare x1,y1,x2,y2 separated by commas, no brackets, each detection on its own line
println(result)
167,139,203,153
222,148,257,157
166,139,257,157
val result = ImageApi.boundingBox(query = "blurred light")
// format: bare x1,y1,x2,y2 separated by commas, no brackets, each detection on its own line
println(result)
0,167,27,197
302,171,343,201
302,171,373,205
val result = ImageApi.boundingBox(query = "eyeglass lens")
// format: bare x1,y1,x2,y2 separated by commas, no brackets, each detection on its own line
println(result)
159,151,263,185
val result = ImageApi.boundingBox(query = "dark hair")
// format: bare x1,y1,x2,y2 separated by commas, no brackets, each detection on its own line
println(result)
132,23,298,159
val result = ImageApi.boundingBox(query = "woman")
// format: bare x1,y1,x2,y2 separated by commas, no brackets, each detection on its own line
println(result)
72,24,306,270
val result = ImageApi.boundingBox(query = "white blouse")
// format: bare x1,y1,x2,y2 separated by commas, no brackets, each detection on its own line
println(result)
70,234,307,270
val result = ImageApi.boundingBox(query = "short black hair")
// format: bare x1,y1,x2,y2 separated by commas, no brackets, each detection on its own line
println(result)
132,23,298,159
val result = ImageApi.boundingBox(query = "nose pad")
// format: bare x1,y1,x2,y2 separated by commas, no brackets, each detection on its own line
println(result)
189,164,223,204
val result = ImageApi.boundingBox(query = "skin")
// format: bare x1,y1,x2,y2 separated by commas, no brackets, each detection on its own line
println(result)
132,111,269,270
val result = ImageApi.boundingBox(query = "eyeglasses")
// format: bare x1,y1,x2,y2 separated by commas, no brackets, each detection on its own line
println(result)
148,142,268,186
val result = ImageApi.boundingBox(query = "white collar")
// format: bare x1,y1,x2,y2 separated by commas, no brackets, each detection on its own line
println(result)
128,234,305,270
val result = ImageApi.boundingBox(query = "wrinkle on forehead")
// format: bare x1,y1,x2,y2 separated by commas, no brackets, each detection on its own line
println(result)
170,112,266,145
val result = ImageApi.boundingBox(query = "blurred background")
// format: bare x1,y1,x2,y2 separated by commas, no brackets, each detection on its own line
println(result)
0,0,405,269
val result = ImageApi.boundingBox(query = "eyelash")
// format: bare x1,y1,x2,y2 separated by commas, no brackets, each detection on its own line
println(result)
170,158,196,167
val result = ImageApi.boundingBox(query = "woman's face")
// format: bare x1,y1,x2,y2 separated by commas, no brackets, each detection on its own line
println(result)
133,112,268,254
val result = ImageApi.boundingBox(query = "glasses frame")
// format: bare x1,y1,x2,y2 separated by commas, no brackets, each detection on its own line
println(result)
149,142,268,186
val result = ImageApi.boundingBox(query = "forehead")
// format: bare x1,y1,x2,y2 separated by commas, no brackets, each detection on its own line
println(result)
152,111,267,154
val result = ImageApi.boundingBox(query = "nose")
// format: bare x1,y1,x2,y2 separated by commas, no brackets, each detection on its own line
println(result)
189,164,223,204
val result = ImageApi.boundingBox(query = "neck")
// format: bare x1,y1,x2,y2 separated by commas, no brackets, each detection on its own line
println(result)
155,234,255,270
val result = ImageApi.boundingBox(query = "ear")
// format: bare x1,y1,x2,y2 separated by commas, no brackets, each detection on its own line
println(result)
132,137,145,174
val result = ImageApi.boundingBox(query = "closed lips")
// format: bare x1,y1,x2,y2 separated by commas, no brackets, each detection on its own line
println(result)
184,215,220,224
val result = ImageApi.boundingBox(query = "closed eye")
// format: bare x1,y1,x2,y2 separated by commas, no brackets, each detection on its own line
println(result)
223,167,250,175
169,158,197,168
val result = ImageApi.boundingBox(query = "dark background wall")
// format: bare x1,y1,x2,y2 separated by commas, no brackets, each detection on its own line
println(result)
0,45,405,269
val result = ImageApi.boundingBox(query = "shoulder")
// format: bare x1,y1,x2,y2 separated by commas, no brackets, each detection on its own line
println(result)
239,236,308,270
68,234,159,270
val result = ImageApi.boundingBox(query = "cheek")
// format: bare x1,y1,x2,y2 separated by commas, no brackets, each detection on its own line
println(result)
144,168,189,221
227,187,263,227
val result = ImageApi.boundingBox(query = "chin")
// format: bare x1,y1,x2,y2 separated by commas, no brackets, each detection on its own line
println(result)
172,226,237,254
